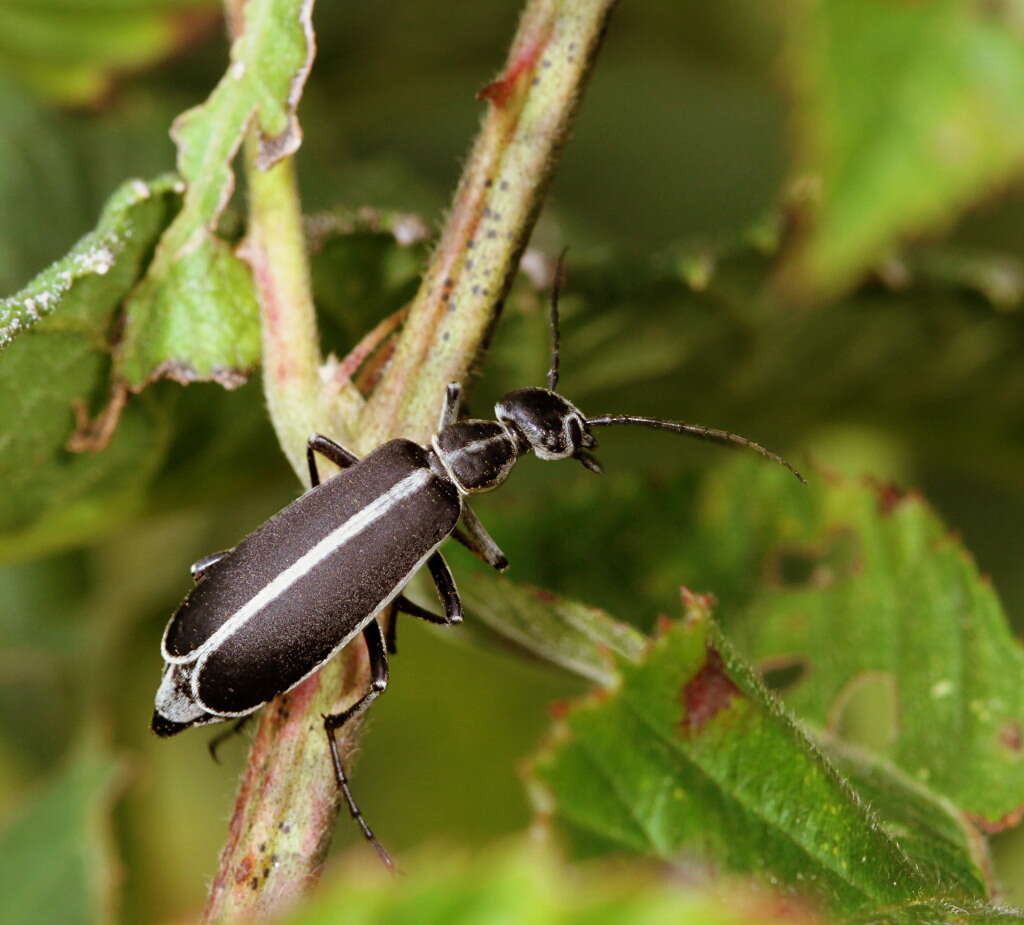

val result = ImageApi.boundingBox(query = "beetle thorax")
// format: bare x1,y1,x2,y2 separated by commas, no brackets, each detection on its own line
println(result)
432,420,521,494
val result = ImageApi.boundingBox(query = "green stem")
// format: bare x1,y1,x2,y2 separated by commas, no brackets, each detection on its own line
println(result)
204,0,618,920
241,141,323,483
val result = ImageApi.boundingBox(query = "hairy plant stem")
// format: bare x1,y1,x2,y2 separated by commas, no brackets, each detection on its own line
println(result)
361,0,618,446
204,0,617,920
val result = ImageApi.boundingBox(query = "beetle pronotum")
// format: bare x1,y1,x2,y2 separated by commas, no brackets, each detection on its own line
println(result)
152,259,802,865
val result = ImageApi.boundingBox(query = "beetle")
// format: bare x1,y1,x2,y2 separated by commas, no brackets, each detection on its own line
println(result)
152,263,802,865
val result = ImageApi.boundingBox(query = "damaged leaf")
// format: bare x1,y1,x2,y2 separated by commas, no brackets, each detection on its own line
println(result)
116,0,315,389
687,461,1024,830
529,595,979,914
0,176,179,559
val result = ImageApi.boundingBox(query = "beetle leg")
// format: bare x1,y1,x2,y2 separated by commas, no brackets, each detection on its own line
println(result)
323,619,394,869
426,552,463,623
452,505,509,571
382,609,399,655
206,714,251,763
438,382,462,430
190,549,232,581
307,434,360,487
385,584,457,656
394,595,448,625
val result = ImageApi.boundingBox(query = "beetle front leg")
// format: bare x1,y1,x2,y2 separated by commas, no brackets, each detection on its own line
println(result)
452,504,509,571
426,552,462,624
323,619,393,869
307,434,360,487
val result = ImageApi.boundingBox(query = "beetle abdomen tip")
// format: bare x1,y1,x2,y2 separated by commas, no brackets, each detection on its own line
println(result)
151,710,193,738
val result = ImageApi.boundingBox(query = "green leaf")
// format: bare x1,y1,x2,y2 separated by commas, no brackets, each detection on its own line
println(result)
0,176,179,559
0,0,215,106
844,900,1024,925
279,841,822,925
530,597,978,914
687,461,1024,830
823,739,990,900
781,0,1024,299
117,0,315,389
458,571,646,686
0,741,123,925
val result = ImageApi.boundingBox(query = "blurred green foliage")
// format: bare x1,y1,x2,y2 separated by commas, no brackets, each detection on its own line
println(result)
3,2,1024,924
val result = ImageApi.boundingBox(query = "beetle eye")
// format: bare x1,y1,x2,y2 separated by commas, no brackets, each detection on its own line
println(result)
567,416,583,449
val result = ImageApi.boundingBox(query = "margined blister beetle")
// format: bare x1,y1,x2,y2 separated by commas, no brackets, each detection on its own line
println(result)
152,262,803,866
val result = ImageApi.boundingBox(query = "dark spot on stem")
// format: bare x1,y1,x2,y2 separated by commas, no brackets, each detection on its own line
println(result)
234,855,254,885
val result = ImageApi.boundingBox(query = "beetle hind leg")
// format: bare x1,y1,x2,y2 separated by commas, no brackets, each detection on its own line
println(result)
323,619,394,869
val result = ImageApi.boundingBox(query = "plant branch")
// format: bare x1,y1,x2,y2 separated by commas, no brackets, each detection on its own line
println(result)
361,0,619,446
204,0,617,920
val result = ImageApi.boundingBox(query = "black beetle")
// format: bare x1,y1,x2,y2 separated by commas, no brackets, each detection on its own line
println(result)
152,262,801,864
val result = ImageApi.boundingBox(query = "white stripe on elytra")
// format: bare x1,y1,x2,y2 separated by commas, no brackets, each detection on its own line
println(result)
166,468,433,666
190,541,443,717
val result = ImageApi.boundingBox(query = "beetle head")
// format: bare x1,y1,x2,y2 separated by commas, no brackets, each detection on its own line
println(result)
494,388,597,466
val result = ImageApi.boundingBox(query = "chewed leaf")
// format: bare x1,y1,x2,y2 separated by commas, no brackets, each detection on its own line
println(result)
686,461,1024,829
116,0,314,389
117,236,259,389
0,176,179,349
529,597,975,914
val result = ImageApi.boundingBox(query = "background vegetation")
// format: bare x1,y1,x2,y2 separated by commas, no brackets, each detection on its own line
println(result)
3,1,1024,923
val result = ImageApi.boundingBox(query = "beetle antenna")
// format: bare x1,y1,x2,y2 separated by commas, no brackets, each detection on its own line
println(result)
547,249,568,391
586,415,805,483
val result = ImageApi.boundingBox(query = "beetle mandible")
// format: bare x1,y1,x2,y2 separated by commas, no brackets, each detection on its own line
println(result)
152,260,802,865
